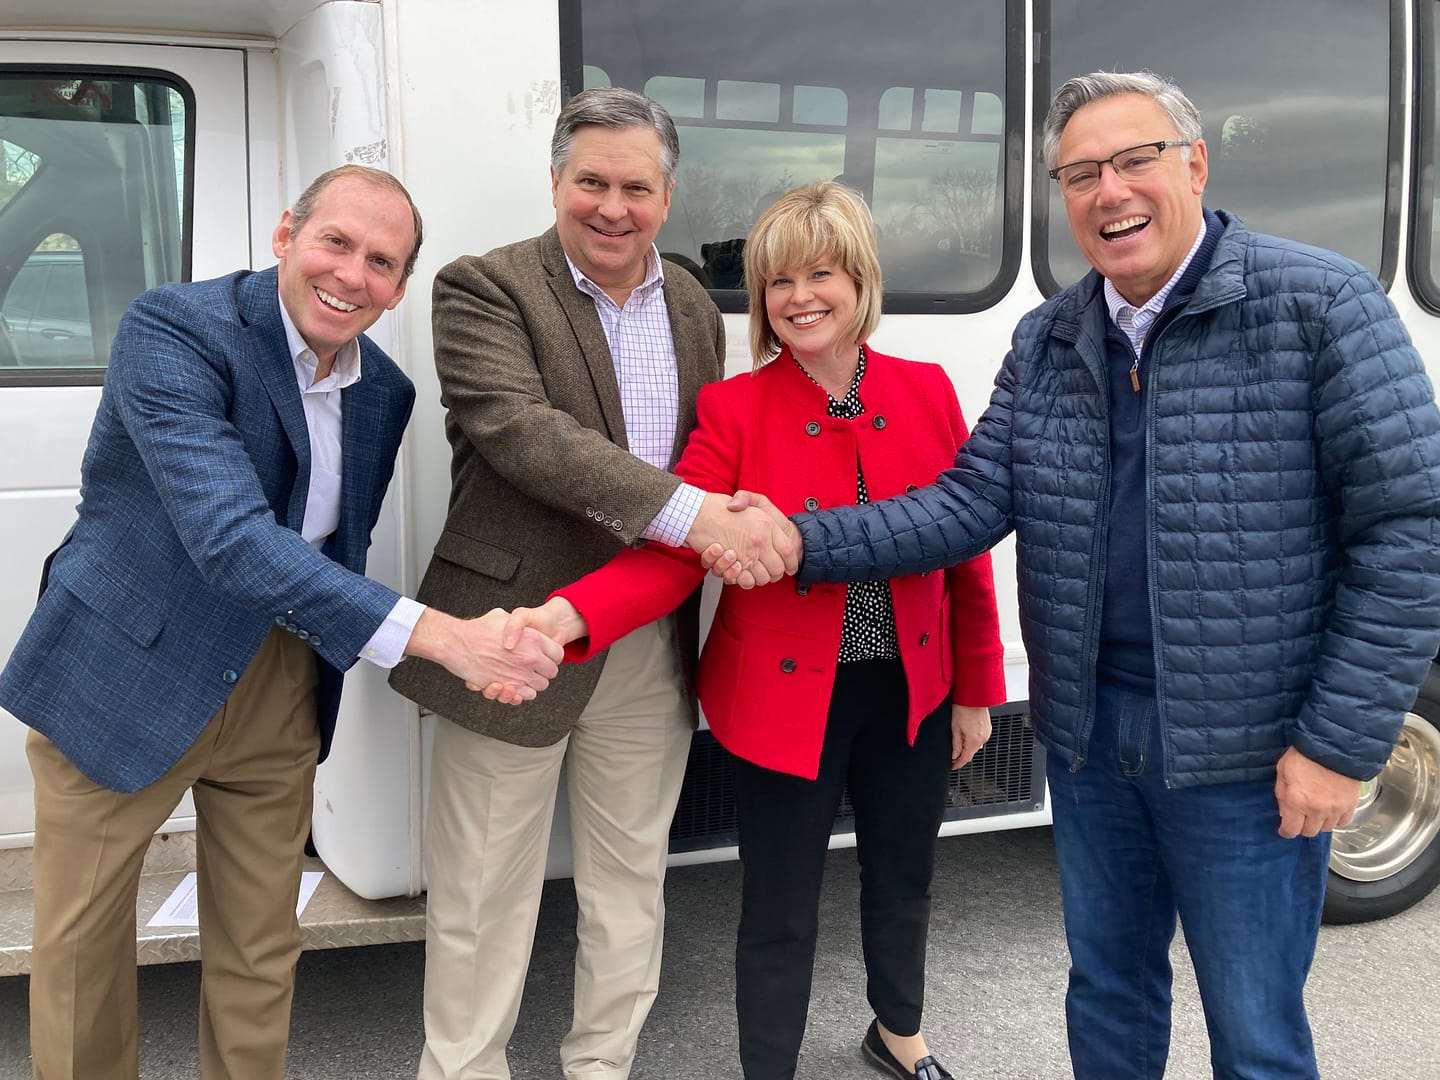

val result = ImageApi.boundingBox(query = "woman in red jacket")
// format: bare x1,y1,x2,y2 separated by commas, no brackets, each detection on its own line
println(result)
509,181,1005,1080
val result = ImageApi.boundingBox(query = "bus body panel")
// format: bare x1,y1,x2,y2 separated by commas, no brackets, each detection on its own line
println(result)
0,0,1433,942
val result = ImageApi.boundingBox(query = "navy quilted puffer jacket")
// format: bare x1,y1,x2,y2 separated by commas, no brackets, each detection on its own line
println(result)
795,211,1440,787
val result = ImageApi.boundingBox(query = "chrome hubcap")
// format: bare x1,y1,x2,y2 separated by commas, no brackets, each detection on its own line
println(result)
1330,711,1440,882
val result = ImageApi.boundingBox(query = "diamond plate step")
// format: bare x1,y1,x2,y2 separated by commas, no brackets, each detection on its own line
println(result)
0,833,425,977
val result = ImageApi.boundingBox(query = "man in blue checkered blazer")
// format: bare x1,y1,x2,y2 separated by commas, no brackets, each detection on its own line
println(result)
0,165,560,1080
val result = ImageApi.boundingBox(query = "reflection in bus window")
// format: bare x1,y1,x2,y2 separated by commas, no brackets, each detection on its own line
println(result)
575,0,1012,309
1041,0,1392,291
1,236,92,367
0,139,39,212
716,81,780,123
0,73,189,373
874,86,1003,293
647,76,704,118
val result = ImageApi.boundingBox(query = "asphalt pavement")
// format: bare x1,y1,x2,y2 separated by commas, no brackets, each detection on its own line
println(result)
1,826,1436,1078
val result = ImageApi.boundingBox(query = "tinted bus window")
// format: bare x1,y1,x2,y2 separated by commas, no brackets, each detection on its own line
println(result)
0,72,189,376
1412,1,1440,312
1039,0,1396,293
566,0,1021,312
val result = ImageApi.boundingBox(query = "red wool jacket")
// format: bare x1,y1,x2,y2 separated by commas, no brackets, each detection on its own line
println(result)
556,346,1007,779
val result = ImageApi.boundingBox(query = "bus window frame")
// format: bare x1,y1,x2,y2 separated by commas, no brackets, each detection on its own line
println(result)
0,64,196,388
1410,0,1440,313
1030,0,1406,299
556,0,1026,316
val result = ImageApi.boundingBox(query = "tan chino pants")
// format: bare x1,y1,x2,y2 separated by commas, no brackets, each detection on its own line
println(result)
27,628,321,1080
417,618,693,1080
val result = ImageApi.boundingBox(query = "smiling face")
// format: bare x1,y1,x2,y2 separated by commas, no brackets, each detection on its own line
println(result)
551,124,672,303
764,260,860,368
1057,92,1208,306
272,175,413,372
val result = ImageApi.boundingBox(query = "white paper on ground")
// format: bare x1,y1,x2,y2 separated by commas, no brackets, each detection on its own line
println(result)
146,870,324,927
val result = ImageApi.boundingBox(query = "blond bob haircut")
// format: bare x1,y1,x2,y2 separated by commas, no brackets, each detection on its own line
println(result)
744,180,883,370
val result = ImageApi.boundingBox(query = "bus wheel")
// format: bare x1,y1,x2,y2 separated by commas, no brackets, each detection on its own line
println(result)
1323,664,1440,925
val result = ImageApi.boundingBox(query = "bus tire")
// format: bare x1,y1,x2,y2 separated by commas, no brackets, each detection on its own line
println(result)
1322,663,1440,925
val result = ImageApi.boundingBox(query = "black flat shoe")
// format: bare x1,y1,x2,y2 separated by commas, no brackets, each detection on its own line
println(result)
860,1019,955,1080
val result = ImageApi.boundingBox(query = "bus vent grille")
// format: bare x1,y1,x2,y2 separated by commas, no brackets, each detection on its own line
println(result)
667,706,1043,854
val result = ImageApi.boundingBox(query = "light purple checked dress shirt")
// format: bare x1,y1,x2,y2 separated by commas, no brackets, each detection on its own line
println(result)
565,247,706,546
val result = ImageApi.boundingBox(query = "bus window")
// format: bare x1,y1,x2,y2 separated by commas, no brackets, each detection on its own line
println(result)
1411,0,1440,313
1037,0,1397,294
874,86,1005,293
567,0,1020,313
0,72,190,378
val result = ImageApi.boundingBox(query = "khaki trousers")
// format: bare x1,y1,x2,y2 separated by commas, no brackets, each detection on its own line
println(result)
418,618,693,1080
27,628,320,1080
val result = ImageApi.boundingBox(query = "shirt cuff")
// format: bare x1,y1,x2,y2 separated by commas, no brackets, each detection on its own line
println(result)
641,482,705,548
359,596,426,668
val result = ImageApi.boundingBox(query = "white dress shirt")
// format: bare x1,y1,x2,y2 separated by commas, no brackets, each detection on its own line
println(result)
278,298,422,667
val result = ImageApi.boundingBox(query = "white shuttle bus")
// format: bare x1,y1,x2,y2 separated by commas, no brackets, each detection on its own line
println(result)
2,0,1438,972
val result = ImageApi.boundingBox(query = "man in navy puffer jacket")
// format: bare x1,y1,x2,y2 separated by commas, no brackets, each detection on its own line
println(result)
761,72,1440,1078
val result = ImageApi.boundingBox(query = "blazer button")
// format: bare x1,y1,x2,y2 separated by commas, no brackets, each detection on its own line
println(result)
805,421,821,436
919,633,930,645
274,615,287,627
872,415,887,429
297,629,310,641
222,669,239,684
780,658,797,673
796,583,811,596
286,622,299,634
310,636,323,647
803,497,819,512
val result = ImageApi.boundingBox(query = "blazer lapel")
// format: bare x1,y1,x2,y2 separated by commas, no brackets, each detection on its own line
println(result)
236,270,311,530
539,228,629,450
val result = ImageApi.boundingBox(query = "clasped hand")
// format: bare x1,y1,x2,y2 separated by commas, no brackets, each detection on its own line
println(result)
464,596,590,703
459,489,799,703
407,606,562,705
688,490,799,589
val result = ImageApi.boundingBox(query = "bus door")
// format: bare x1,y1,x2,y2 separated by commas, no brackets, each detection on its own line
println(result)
0,41,250,842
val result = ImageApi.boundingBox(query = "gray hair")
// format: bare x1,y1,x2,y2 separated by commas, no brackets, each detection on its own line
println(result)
551,86,680,189
289,164,424,280
1042,71,1204,170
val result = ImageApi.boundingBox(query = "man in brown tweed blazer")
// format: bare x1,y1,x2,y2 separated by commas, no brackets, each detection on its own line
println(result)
389,88,795,1080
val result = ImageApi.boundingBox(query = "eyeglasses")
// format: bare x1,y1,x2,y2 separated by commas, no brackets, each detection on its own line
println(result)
1048,140,1192,197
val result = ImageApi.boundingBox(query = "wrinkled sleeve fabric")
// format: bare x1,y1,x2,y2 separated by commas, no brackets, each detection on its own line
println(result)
932,373,1008,707
1291,268,1440,778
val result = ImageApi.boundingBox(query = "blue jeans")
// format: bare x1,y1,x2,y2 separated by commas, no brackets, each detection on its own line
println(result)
1046,681,1330,1079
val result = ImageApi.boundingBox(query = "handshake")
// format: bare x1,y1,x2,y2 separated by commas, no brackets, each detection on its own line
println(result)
408,490,801,705
686,489,801,589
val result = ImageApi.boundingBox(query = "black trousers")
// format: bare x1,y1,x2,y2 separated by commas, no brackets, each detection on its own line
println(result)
732,659,953,1080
